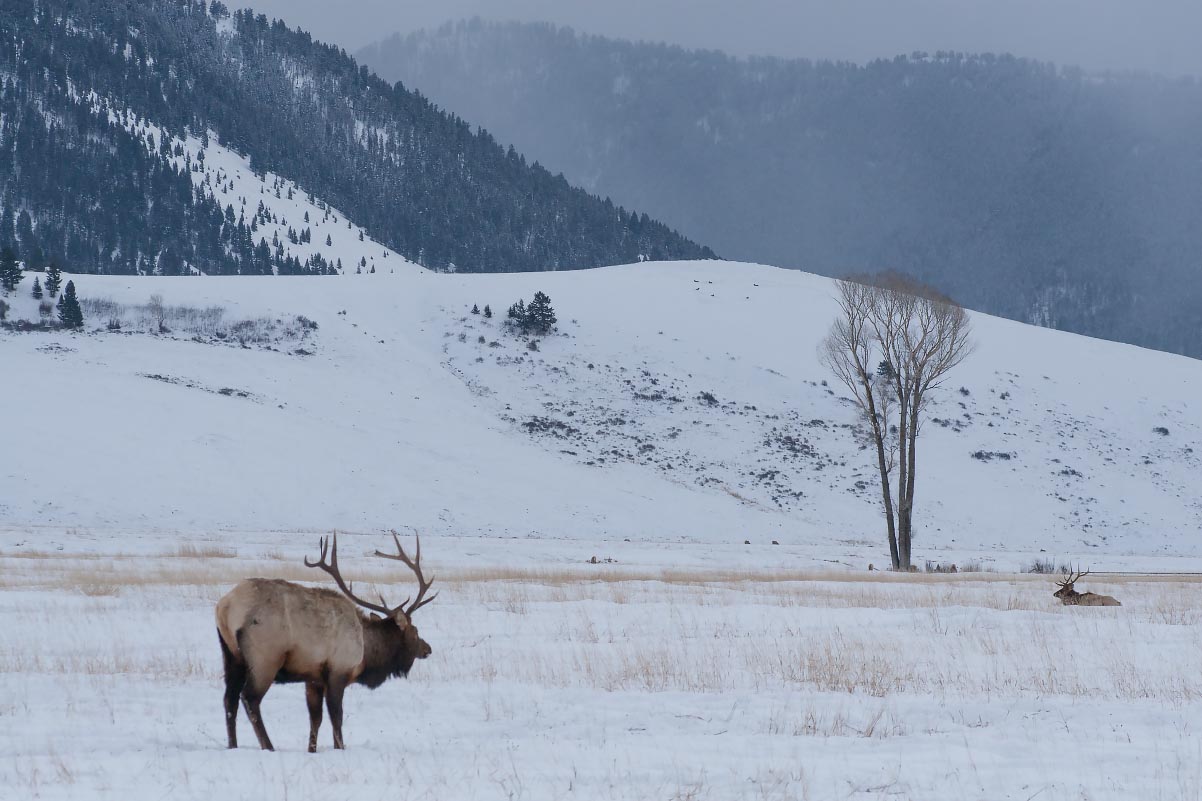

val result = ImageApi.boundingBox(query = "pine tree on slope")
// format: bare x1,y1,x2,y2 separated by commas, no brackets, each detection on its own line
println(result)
57,280,83,328
31,276,42,299
45,263,62,297
0,247,21,292
526,291,557,335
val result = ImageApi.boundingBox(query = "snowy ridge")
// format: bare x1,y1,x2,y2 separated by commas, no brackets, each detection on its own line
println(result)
3,259,1200,568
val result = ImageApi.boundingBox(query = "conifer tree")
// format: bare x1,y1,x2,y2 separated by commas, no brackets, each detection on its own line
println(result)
507,299,527,331
45,263,62,297
31,276,42,299
526,291,557,335
0,246,21,292
471,304,480,314
57,280,83,328
483,304,492,318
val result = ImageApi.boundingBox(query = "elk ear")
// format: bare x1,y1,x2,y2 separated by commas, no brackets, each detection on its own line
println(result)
392,610,410,630
370,613,383,622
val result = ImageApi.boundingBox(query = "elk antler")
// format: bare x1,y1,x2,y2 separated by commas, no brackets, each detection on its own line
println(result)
376,530,439,617
305,532,395,616
1056,566,1090,588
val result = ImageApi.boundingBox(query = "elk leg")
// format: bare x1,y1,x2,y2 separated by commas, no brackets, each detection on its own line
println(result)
236,629,282,751
305,682,325,754
218,630,247,749
325,677,348,750
241,682,275,752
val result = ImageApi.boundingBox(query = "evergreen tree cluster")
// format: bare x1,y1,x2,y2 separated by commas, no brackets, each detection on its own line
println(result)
506,291,556,335
0,1,713,278
362,21,1202,358
0,246,21,291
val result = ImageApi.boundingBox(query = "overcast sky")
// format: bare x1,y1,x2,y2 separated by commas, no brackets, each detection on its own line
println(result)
237,0,1202,78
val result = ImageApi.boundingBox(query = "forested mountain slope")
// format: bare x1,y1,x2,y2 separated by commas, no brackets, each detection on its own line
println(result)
0,2,711,276
361,21,1202,357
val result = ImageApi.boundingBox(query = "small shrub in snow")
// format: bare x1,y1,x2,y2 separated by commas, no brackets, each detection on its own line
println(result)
107,318,122,331
477,335,486,344
0,299,8,321
38,300,53,318
527,339,539,352
1027,558,1068,574
1153,426,1169,436
148,294,167,333
471,304,480,315
698,391,719,406
483,304,492,319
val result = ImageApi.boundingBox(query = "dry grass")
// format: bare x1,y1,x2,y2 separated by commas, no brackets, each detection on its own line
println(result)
173,543,237,559
3,548,1201,703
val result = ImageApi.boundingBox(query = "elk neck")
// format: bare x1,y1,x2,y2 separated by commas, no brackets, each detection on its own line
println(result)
356,615,416,689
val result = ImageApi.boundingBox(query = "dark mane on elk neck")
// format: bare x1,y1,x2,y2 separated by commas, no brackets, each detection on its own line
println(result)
215,530,437,752
356,613,425,688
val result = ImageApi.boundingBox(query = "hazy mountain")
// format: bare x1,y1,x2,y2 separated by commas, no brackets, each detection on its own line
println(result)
360,20,1202,357
0,2,712,276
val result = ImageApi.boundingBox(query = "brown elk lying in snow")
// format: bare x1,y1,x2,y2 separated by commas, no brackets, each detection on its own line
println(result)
1053,568,1121,607
215,531,437,752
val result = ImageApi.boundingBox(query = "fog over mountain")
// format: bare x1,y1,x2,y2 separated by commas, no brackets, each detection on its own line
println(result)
240,0,1202,78
360,20,1202,358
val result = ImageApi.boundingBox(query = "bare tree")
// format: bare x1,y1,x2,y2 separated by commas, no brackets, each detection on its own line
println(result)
821,274,974,570
147,293,166,333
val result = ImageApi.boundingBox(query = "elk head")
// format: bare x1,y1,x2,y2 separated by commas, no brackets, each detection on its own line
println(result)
1053,567,1086,601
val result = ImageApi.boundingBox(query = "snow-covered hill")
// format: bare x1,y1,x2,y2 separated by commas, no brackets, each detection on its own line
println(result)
3,259,1199,567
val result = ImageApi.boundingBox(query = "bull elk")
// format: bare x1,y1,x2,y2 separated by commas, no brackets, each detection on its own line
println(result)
215,531,437,752
1053,568,1121,607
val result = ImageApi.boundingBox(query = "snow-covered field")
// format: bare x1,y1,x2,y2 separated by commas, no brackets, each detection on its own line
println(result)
3,255,1202,799
2,534,1201,800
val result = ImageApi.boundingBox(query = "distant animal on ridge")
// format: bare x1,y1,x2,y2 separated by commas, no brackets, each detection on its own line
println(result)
1053,568,1121,607
215,530,437,752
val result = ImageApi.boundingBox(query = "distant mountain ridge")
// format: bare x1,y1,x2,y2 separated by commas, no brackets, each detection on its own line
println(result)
359,20,1202,358
0,1,712,276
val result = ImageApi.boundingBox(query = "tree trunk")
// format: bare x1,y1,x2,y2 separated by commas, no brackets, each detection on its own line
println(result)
898,393,922,569
894,387,911,570
873,421,900,571
864,385,899,570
